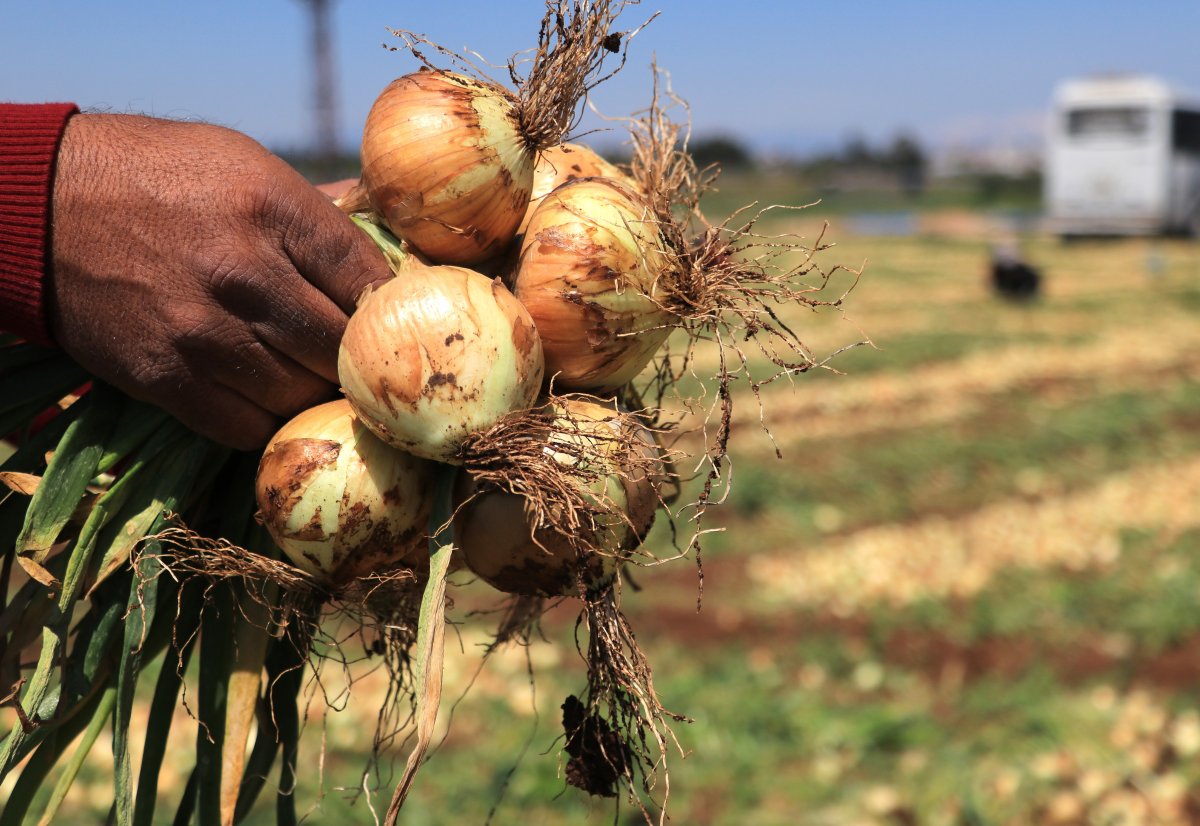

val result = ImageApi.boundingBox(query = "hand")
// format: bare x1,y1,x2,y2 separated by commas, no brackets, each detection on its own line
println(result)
49,114,390,450
315,179,359,200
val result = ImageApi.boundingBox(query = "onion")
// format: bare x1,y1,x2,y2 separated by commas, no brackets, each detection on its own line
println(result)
361,70,533,265
338,265,544,463
255,400,436,584
453,397,661,596
358,1,638,265
518,143,632,235
513,177,675,392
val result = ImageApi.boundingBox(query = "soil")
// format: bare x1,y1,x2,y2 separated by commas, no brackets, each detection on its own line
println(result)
572,553,1200,693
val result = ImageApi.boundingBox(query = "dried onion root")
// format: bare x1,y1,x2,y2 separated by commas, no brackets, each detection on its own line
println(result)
563,582,689,817
631,76,864,529
137,522,430,780
451,397,686,819
453,395,668,596
136,526,421,681
523,69,863,533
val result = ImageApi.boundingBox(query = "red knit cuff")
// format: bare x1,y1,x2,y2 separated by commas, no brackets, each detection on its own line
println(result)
0,102,79,347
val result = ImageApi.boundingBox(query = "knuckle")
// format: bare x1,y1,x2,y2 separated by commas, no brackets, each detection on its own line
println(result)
161,300,236,352
246,168,309,233
201,250,278,319
124,348,189,409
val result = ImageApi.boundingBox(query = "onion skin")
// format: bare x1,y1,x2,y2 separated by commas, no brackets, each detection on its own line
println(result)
338,265,545,463
517,143,632,235
255,400,435,584
514,177,675,392
361,70,534,265
453,398,661,596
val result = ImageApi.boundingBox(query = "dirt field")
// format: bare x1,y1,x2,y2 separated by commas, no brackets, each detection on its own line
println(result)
289,224,1200,825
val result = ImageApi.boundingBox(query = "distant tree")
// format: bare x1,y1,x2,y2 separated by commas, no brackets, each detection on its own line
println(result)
883,133,924,169
883,132,926,196
688,135,754,172
841,133,872,165
788,131,928,196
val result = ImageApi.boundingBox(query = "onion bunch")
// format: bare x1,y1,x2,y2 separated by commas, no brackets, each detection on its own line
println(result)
257,1,663,596
245,6,850,819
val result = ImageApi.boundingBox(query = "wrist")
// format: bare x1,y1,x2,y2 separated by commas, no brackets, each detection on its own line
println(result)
0,102,79,347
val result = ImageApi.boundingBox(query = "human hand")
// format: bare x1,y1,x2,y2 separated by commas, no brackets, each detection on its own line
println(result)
49,114,390,450
314,178,359,200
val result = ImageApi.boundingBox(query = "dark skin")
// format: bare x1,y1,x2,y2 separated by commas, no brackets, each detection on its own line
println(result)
48,114,386,451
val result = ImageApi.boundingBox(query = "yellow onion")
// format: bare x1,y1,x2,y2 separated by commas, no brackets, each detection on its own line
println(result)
255,400,436,584
453,398,661,596
338,265,544,463
517,143,632,235
361,70,534,265
514,177,676,392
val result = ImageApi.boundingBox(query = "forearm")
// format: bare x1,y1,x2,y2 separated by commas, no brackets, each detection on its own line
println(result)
0,102,79,346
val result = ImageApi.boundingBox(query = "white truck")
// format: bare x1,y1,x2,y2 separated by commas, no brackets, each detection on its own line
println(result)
1044,75,1200,237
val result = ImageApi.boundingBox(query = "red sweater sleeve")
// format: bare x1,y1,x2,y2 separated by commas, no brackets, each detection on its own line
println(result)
0,102,79,347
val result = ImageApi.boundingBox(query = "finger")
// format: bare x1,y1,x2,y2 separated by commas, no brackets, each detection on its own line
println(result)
206,245,349,383
158,379,281,452
272,188,393,315
211,345,336,420
315,178,360,200
253,307,345,386
175,319,338,418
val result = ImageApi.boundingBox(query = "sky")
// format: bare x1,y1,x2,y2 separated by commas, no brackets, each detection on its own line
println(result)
3,1,1199,160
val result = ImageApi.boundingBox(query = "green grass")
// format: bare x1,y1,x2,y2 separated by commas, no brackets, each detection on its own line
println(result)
709,380,1200,550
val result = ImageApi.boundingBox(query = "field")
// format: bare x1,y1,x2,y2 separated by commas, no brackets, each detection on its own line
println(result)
241,219,1200,825
391,219,1200,826
9,212,1200,825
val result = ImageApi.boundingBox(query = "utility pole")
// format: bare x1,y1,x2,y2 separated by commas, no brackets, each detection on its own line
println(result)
300,0,338,163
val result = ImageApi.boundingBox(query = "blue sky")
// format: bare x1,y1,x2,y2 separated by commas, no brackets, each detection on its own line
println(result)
3,1,1198,159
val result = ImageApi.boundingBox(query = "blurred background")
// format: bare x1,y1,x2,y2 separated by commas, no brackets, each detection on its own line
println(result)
6,1,1200,824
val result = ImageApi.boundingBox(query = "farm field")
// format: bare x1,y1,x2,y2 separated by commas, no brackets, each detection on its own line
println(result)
374,224,1200,826
9,216,1200,825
